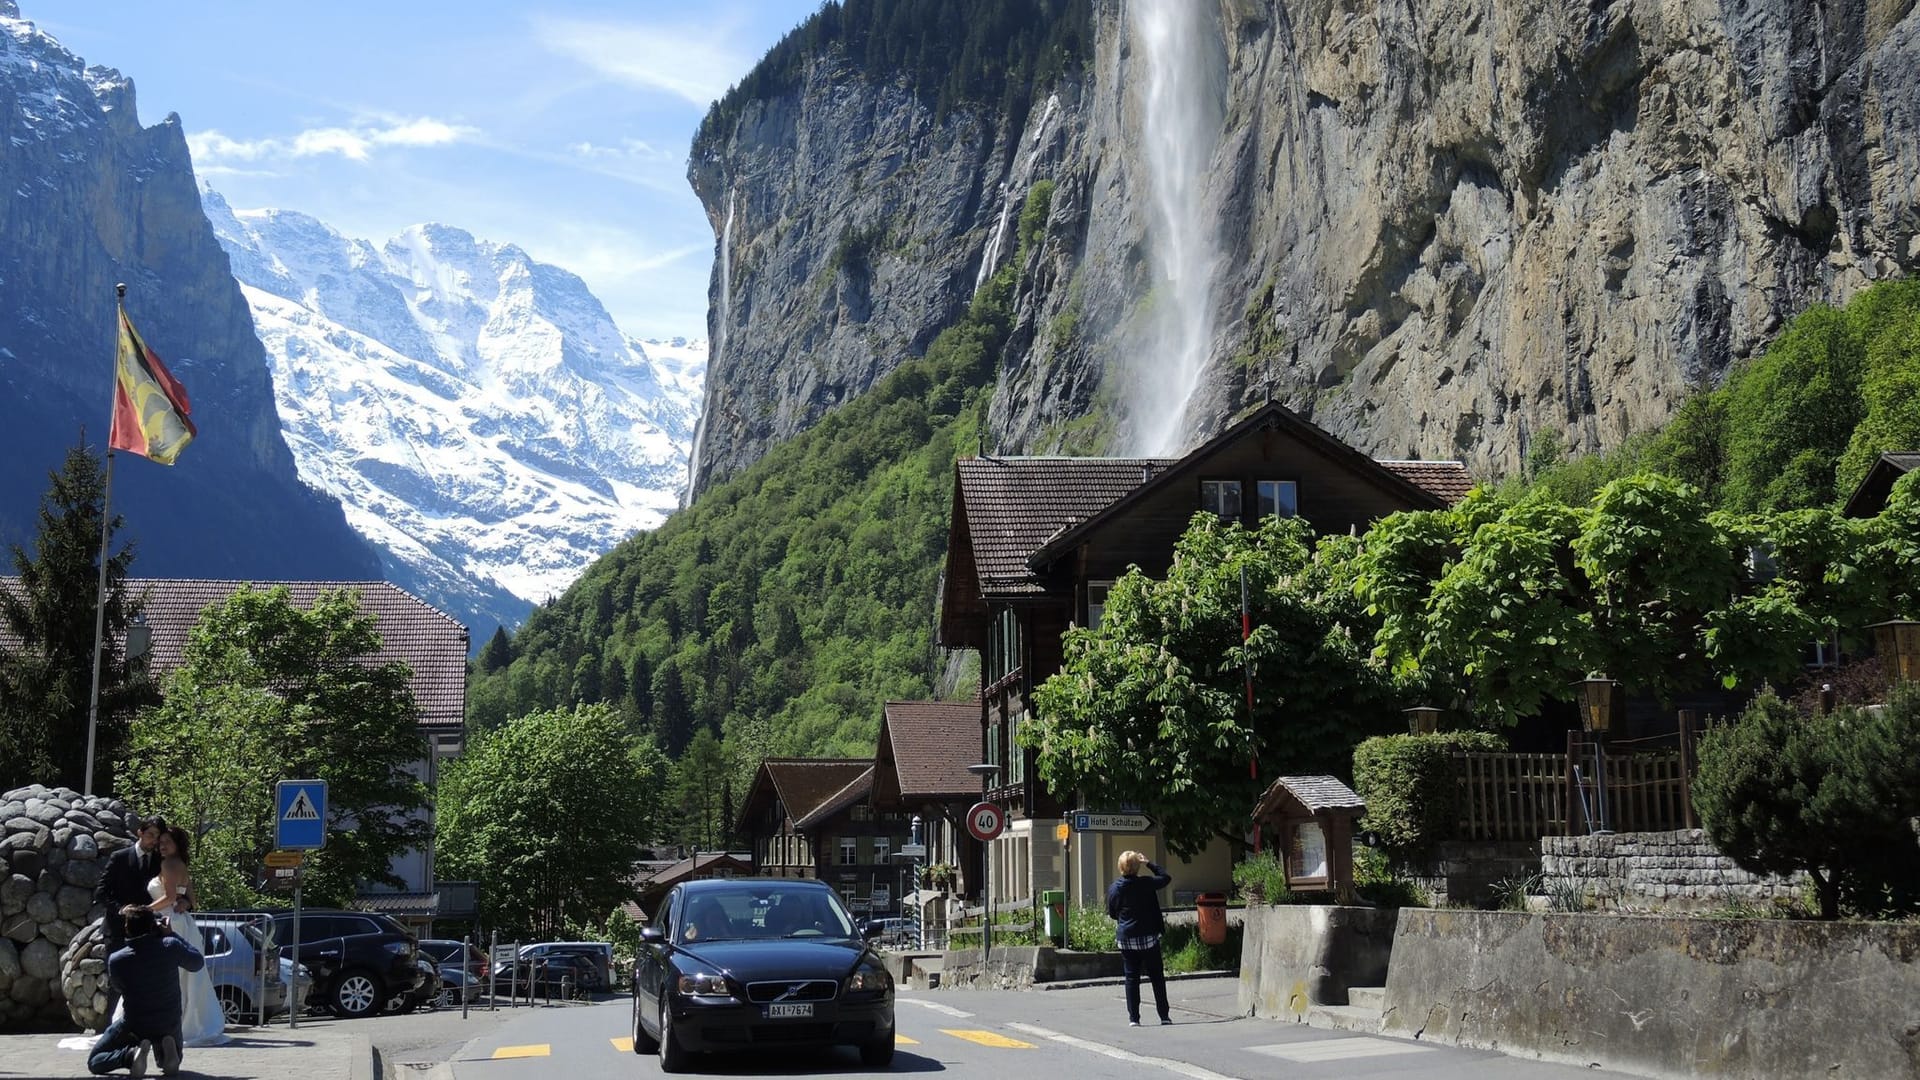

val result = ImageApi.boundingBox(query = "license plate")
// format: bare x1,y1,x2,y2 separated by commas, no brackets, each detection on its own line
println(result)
765,1003,813,1019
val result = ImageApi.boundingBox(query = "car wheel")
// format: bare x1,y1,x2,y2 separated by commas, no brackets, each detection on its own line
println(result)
860,1032,896,1068
332,969,384,1019
630,992,658,1054
216,987,251,1027
658,999,690,1073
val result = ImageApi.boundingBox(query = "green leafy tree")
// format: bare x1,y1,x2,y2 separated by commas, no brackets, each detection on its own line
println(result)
436,704,667,937
1693,685,1920,919
0,445,151,793
665,726,735,854
1028,514,1397,855
118,586,430,908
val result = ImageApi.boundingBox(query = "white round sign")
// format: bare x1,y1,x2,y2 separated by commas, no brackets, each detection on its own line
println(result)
966,800,1006,842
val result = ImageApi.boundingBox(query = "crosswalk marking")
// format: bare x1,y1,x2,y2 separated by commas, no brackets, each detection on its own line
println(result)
941,1028,1035,1049
610,1037,632,1052
1247,1037,1435,1062
1009,1023,1240,1080
490,1044,550,1059
899,997,974,1018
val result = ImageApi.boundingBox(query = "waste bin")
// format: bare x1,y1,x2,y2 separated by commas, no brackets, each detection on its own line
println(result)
1039,889,1066,946
1195,892,1227,946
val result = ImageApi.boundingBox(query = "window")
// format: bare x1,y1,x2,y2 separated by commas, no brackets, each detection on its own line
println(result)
987,608,1023,682
1201,480,1242,519
1257,480,1298,519
1086,580,1112,630
873,836,891,862
1008,710,1026,784
839,838,857,865
851,803,872,821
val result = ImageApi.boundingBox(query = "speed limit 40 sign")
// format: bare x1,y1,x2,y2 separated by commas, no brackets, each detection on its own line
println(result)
966,800,1005,842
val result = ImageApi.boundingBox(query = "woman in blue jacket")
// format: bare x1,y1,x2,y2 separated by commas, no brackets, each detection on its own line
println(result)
1105,849,1172,1026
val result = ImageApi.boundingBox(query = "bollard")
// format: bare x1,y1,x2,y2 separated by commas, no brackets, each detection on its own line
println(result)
488,931,499,1011
461,935,472,1019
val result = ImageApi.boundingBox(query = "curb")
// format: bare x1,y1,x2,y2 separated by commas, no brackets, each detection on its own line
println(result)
351,1033,377,1080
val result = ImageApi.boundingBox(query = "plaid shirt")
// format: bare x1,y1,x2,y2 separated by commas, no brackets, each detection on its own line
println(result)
1115,932,1161,952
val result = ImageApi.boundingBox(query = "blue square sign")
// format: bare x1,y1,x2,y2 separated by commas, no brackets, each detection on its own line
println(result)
275,780,327,850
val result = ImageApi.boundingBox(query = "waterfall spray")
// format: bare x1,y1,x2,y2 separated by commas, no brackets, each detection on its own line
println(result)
686,188,734,498
1127,0,1225,456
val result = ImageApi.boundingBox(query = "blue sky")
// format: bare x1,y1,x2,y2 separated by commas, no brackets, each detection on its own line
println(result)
37,1,825,340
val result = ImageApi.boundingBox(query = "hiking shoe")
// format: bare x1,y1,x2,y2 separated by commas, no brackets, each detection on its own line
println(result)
1128,1020,1140,1027
130,1039,151,1077
1160,1017,1174,1025
157,1034,181,1075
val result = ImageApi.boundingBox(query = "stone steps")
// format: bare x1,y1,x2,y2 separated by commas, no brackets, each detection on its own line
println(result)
1304,1003,1384,1033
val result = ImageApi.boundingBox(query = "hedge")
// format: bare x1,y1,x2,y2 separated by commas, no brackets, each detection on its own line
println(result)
1352,731,1506,856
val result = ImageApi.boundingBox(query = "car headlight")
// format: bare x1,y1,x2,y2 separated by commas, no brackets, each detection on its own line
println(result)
844,964,892,993
675,969,731,996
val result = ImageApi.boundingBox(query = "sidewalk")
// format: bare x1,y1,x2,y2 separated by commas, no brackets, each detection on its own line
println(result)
0,1025,374,1080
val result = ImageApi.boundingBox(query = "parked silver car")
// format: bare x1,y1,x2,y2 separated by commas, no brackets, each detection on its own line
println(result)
196,916,286,1025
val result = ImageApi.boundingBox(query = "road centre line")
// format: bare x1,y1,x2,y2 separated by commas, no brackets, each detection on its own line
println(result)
610,1037,632,1052
489,1044,550,1059
1008,1023,1242,1080
942,1028,1036,1048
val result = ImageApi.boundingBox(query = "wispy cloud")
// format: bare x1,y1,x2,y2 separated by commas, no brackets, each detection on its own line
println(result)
190,116,478,165
533,15,754,106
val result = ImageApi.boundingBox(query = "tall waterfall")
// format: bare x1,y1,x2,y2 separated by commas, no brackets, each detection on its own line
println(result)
1126,0,1226,457
686,188,735,500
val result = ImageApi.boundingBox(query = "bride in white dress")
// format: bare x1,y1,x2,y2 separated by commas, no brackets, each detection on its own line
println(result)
144,826,229,1046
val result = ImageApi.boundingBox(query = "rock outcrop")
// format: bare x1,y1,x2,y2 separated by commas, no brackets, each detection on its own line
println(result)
0,2,380,580
690,0,1920,489
0,784,136,1032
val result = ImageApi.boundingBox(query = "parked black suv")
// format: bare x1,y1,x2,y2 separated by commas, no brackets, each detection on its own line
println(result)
213,909,424,1019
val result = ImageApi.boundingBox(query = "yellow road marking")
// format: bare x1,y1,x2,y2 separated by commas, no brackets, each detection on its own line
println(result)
490,1044,551,1059
610,1037,633,1052
896,1034,919,1045
941,1028,1034,1048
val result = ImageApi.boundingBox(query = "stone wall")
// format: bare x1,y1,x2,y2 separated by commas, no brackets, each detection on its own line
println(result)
1541,829,1805,911
0,785,137,1032
1380,909,1920,1079
1238,905,1397,1018
1397,840,1540,908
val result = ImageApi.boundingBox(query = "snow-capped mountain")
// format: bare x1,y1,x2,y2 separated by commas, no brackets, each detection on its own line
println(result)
202,185,703,636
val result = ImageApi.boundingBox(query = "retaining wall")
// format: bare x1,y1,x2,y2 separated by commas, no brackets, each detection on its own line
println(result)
1540,829,1806,911
1380,908,1920,1079
1237,905,1397,1018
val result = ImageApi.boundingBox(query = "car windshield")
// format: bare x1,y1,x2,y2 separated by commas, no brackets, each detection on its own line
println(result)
678,885,855,945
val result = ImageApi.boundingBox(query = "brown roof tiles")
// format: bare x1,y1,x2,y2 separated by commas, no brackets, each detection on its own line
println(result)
955,457,1173,598
879,700,982,801
1376,460,1475,505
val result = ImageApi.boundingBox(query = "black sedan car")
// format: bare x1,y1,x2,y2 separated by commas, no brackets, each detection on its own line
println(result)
631,879,894,1072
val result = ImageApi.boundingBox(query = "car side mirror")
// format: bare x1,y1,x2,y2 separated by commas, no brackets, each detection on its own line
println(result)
639,926,666,944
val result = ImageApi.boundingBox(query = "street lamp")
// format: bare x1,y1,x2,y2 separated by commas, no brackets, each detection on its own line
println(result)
966,763,1000,957
1402,705,1442,735
1574,675,1621,833
1868,619,1920,689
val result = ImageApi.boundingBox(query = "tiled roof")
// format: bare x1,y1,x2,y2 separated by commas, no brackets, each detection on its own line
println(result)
794,764,876,831
355,890,438,917
739,759,874,835
955,457,1173,597
636,852,755,899
0,578,469,732
1376,460,1475,505
1255,774,1365,820
880,700,981,800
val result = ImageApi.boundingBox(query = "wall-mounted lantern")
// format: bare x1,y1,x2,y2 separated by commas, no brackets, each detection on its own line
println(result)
1402,706,1442,735
1867,619,1920,688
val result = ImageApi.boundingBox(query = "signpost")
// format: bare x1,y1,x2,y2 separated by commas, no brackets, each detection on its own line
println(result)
966,801,1005,842
274,780,326,1029
1071,810,1153,833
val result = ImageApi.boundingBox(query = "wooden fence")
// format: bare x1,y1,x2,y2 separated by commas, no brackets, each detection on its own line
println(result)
1455,739,1696,842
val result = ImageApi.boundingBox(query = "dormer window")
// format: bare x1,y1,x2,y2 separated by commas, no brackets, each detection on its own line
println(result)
1201,480,1242,519
1257,480,1299,519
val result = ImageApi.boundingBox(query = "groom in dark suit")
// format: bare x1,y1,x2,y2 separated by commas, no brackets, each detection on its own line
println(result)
94,815,164,1020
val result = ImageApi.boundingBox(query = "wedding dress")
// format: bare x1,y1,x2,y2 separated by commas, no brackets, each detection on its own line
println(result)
145,876,230,1046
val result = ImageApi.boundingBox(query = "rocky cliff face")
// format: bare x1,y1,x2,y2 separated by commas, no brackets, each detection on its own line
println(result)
0,2,379,579
691,0,1920,488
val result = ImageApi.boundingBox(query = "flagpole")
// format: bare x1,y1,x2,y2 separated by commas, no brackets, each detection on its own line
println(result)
82,283,126,796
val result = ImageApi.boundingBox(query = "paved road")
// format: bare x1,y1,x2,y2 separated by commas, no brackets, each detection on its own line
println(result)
402,975,1645,1080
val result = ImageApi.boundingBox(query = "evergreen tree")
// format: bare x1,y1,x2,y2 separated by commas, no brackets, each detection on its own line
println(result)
478,626,513,673
0,445,149,793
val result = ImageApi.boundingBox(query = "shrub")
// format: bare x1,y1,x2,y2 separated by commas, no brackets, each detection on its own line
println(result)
1694,682,1920,919
1231,851,1293,905
1353,731,1506,857
1162,921,1241,974
1353,843,1429,908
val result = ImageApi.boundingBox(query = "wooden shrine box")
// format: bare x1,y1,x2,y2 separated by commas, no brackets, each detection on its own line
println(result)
1251,775,1365,901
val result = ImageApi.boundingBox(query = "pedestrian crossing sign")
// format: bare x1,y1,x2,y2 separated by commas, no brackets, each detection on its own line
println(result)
275,779,327,850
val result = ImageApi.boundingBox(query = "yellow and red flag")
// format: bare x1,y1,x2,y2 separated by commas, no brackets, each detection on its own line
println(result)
109,309,196,465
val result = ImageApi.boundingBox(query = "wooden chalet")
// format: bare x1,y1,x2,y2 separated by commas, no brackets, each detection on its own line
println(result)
1843,452,1919,518
869,700,985,930
736,758,917,917
633,851,755,920
937,402,1473,909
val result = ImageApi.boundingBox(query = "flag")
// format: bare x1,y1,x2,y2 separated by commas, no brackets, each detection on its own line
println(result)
109,309,196,464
